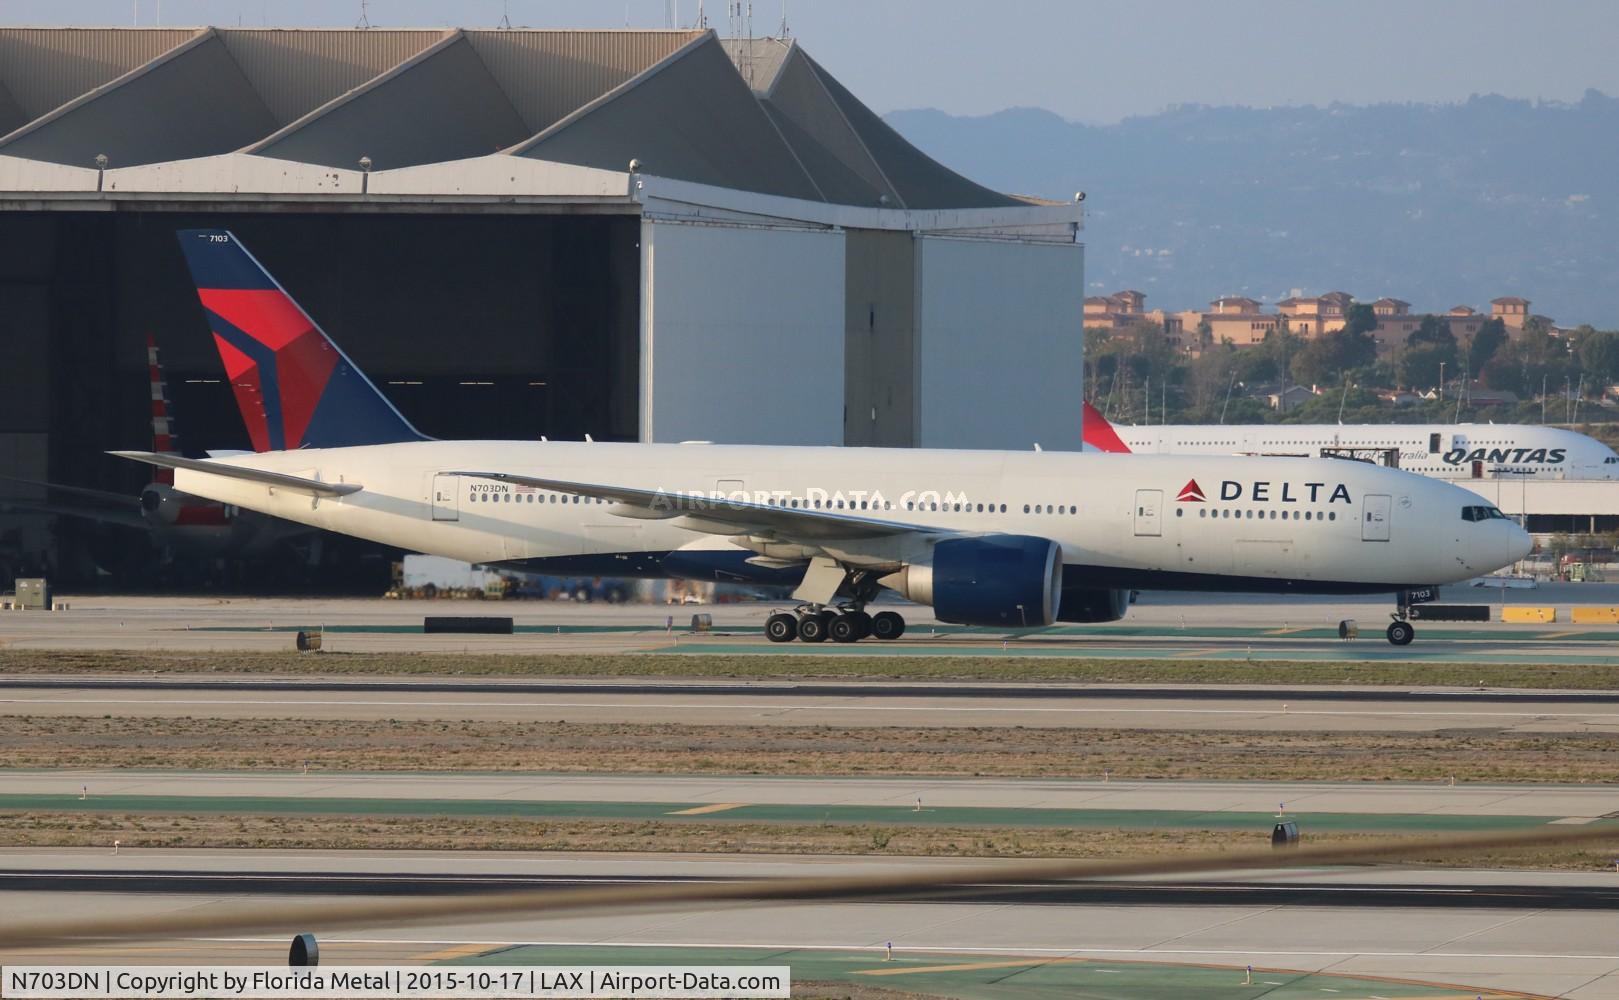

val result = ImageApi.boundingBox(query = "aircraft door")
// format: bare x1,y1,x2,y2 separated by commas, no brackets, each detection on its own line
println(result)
1361,493,1391,541
432,473,460,522
715,478,747,507
1133,489,1162,537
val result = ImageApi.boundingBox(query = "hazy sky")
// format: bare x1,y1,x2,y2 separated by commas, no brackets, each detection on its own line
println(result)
10,0,1619,122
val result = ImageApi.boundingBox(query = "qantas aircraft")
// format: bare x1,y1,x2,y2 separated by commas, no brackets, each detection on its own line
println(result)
115,231,1530,646
1083,401,1619,480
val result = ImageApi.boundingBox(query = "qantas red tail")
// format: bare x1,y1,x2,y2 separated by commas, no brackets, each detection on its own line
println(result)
1082,400,1132,454
175,229,426,452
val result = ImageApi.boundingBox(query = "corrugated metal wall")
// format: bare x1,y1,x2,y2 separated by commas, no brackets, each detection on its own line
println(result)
0,28,195,122
0,33,280,169
466,29,696,134
219,29,445,126
252,35,530,171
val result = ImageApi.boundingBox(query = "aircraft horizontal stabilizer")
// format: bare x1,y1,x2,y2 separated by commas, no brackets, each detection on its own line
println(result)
449,470,932,542
109,452,362,498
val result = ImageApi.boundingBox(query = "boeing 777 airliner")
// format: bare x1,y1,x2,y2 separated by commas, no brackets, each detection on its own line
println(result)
115,231,1531,646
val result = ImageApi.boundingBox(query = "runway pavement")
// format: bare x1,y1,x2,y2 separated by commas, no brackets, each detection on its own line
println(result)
7,675,1619,731
8,589,1619,663
3,849,1618,997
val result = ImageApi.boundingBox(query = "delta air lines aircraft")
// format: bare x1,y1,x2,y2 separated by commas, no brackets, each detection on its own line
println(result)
114,231,1531,646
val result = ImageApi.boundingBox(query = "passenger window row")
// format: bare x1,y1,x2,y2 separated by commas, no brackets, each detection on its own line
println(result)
472,492,602,504
1181,508,1336,522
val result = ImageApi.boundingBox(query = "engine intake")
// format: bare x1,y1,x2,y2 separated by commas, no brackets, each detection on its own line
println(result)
881,534,1062,627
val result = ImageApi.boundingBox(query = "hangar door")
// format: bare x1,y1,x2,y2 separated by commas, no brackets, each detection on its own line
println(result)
1362,494,1390,541
915,235,1084,450
640,218,845,446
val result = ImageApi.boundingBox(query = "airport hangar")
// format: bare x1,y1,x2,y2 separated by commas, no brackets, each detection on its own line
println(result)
0,25,1083,579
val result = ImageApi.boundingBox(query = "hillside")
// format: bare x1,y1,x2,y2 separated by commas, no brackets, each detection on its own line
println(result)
885,91,1619,325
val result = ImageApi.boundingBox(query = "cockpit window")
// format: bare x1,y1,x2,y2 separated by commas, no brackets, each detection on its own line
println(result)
1461,505,1509,522
1605,456,1618,464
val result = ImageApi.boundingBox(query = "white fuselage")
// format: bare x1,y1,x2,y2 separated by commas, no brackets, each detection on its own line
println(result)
170,441,1528,593
1110,424,1619,481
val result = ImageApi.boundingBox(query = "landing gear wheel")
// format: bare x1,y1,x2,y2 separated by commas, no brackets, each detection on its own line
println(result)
765,612,799,643
797,611,831,644
829,614,863,643
870,611,906,641
1386,620,1415,646
843,611,872,639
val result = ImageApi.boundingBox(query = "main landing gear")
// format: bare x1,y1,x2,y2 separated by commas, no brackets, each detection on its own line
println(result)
764,605,905,643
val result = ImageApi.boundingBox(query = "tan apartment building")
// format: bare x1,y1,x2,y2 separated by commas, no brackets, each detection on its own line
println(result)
1085,289,1545,359
1491,296,1531,330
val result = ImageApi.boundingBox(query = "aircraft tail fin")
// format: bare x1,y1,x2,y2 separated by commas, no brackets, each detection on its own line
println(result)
1082,400,1132,454
175,229,427,452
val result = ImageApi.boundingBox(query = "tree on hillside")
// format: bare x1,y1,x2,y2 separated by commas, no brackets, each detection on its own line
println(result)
1480,355,1521,393
1578,329,1619,385
1342,303,1377,338
1291,328,1377,386
1406,314,1456,350
1468,317,1508,371
1398,342,1455,389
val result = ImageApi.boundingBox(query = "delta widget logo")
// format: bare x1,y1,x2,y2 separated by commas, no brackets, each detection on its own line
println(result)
1176,479,1206,502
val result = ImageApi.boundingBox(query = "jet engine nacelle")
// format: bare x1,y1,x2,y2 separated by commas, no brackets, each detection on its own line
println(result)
881,534,1062,627
139,484,186,525
1056,585,1130,623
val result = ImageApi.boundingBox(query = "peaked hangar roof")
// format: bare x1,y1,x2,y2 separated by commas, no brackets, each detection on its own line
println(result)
0,26,1018,210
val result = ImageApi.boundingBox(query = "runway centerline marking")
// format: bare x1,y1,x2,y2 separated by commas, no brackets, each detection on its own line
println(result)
413,943,499,961
855,958,1087,976
665,803,747,816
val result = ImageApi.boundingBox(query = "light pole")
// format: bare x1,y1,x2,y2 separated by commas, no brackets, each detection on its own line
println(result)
1438,361,1446,405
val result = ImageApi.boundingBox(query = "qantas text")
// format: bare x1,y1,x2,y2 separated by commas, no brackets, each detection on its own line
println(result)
1442,447,1566,466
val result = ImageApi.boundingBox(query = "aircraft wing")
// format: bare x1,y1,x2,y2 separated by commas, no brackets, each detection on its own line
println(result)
110,452,362,498
0,475,142,510
0,497,150,531
448,471,940,542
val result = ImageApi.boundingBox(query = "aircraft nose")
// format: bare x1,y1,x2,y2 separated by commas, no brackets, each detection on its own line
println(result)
1506,520,1533,565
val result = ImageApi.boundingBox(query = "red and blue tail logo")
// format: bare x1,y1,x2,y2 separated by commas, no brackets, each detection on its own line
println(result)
175,229,425,452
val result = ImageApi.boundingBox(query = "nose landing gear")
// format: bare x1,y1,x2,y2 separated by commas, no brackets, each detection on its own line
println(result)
1385,587,1435,646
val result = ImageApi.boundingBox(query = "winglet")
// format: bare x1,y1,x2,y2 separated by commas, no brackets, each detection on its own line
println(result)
1082,400,1132,454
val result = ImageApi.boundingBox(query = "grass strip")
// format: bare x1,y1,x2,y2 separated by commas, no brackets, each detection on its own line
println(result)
5,716,1619,783
4,812,1614,870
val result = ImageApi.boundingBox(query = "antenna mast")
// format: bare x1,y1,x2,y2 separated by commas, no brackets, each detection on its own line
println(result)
355,0,371,29
779,0,789,37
